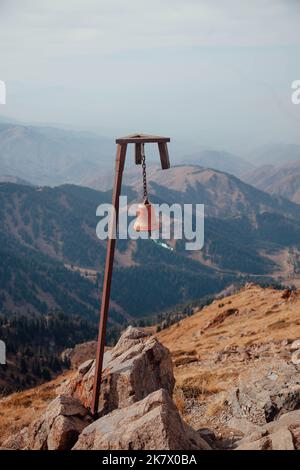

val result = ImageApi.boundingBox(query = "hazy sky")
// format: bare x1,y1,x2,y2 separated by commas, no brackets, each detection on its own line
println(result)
0,0,300,154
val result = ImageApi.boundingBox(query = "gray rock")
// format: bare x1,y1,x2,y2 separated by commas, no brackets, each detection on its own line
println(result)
78,359,94,376
227,417,261,436
73,389,211,451
263,409,300,434
289,424,300,450
290,339,300,351
234,409,300,450
226,359,300,426
270,427,294,450
3,395,91,450
113,326,150,356
235,436,271,450
61,327,175,415
236,429,269,447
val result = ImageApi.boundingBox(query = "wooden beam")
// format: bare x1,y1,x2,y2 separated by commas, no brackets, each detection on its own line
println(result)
158,142,170,169
135,142,142,165
116,134,170,144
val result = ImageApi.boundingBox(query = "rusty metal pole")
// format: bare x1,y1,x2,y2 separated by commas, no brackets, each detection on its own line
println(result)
91,143,127,417
91,134,170,417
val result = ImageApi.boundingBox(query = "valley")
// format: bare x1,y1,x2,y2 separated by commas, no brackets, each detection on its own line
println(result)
2,158,300,322
2,122,300,401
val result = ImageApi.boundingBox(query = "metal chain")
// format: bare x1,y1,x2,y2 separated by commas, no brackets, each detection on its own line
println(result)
141,144,148,201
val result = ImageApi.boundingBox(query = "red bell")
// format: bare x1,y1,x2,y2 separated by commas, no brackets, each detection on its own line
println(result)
133,200,159,232
133,144,159,232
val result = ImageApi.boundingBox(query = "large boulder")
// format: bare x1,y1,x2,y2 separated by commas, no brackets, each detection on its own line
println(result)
3,395,91,450
61,327,175,415
226,359,300,426
73,389,211,450
2,328,212,451
235,410,300,450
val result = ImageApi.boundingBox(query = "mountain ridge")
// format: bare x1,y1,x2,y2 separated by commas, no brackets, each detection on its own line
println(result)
244,160,300,204
0,122,114,186
89,164,300,220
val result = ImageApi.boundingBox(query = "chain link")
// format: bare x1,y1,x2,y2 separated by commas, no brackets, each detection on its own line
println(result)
141,144,148,201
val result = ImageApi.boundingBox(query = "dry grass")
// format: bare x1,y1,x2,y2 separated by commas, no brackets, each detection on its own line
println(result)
0,371,74,446
173,387,185,414
157,284,300,427
205,392,228,417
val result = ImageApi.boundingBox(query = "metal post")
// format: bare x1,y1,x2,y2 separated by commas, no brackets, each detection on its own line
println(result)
90,134,170,417
91,143,127,417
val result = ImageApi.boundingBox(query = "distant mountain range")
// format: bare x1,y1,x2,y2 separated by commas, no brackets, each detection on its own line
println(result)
3,120,300,206
247,143,300,166
244,161,300,204
0,174,33,185
182,149,254,177
0,122,114,186
240,143,300,204
0,121,254,186
90,164,300,219
2,120,300,324
2,165,300,323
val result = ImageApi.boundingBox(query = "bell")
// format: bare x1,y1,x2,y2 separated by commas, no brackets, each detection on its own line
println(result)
133,200,159,232
133,144,159,232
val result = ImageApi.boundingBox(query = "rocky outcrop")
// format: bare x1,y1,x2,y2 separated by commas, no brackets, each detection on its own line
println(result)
2,320,299,452
61,326,175,415
9,325,299,451
220,359,300,450
3,327,184,451
225,359,300,426
3,395,91,450
235,410,300,450
73,389,211,450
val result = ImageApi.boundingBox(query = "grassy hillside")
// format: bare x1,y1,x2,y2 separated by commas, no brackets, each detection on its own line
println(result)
157,284,300,434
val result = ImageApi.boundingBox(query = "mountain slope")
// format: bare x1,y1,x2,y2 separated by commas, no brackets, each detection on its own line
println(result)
244,161,300,204
0,183,236,320
89,164,300,219
157,283,300,435
147,166,300,220
2,174,300,322
1,284,299,448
